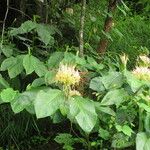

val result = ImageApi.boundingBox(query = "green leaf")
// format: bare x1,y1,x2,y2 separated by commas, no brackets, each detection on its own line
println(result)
112,28,123,38
101,89,128,106
23,54,47,77
138,103,150,113
112,133,134,148
60,103,70,116
1,56,17,71
45,71,56,84
102,30,113,41
117,5,127,16
1,88,17,102
62,52,76,65
95,103,115,116
52,111,64,123
75,56,87,66
125,71,144,92
69,96,97,133
36,24,55,46
121,0,130,11
101,71,124,89
8,55,24,78
1,55,24,78
85,57,104,71
31,78,45,88
1,45,13,57
23,54,35,74
55,133,75,149
136,132,147,150
90,16,97,22
122,125,133,137
11,88,46,113
144,138,150,150
90,77,105,92
34,89,64,118
11,93,31,113
116,124,122,132
87,56,98,66
10,21,37,36
116,125,133,137
47,52,64,68
34,62,47,77
99,128,110,140
0,74,9,88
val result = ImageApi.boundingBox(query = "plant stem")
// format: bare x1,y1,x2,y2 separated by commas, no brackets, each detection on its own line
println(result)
86,134,91,150
138,108,143,132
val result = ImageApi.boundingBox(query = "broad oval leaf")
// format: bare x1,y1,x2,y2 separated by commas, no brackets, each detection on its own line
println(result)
124,71,144,93
69,96,97,133
90,77,105,92
10,21,37,36
34,89,65,118
94,102,115,116
23,54,35,74
1,45,13,57
101,89,128,106
11,87,49,113
101,71,124,90
47,52,64,68
1,55,24,78
36,24,55,46
1,88,17,102
23,54,47,77
136,132,147,150
8,55,24,78
1,56,17,71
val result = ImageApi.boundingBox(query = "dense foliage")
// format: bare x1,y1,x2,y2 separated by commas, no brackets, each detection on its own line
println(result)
0,0,150,149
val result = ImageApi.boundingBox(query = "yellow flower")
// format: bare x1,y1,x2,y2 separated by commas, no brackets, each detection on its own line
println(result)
132,67,150,81
55,64,80,86
69,90,81,96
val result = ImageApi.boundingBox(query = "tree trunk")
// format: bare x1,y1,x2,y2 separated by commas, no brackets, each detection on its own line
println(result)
97,0,118,54
79,0,86,57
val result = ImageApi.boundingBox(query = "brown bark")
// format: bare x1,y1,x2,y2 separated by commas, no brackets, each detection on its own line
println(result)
97,0,118,54
79,0,86,57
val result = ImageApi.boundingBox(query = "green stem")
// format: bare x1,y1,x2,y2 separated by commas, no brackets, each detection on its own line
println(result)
138,108,143,132
86,134,91,150
28,47,31,55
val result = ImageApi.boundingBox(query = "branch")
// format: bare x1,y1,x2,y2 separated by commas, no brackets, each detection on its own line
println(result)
79,0,86,57
1,0,9,49
9,6,32,20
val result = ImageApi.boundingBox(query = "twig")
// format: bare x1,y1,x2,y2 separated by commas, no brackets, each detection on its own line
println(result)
1,0,9,49
79,0,86,57
9,6,32,20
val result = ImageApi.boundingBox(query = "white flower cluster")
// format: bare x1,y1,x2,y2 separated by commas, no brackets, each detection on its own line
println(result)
139,55,150,65
132,67,150,81
55,64,80,86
